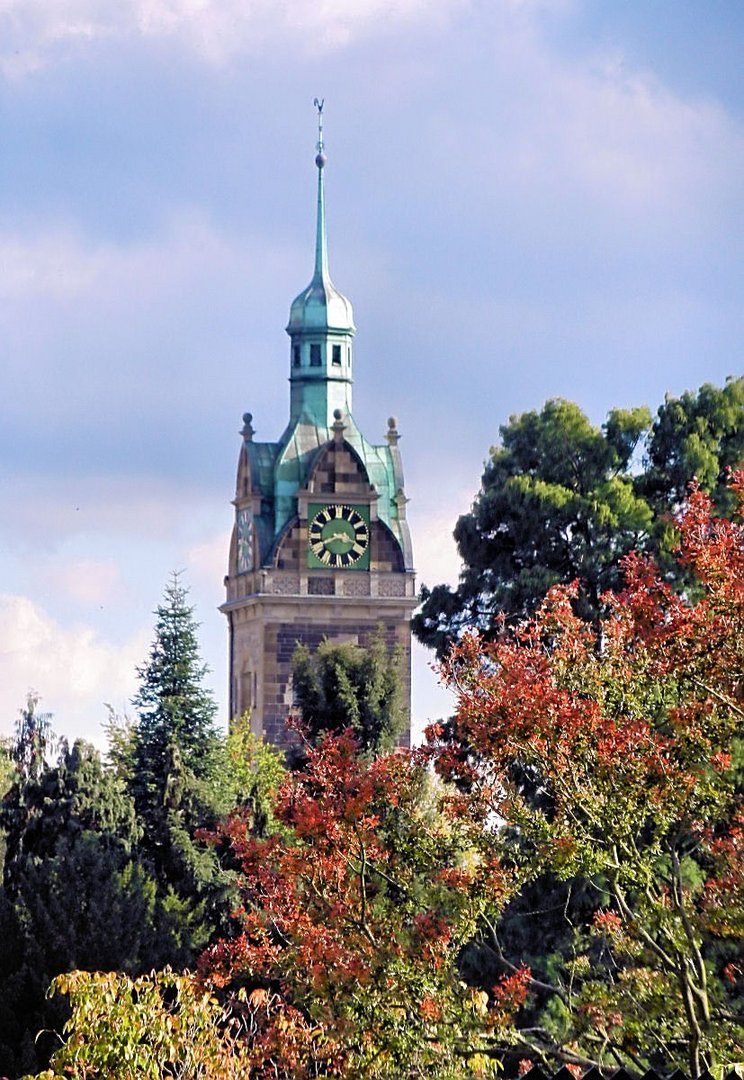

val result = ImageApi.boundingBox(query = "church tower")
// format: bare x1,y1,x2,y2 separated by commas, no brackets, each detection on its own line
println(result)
222,104,416,746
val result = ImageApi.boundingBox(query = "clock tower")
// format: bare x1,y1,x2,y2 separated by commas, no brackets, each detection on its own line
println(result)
221,105,416,746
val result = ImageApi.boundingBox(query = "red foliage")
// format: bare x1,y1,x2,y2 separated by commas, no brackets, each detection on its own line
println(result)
433,477,744,862
201,730,515,1076
430,477,744,1073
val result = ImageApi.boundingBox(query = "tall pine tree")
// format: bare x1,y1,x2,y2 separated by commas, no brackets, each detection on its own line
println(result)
132,573,219,795
129,574,226,952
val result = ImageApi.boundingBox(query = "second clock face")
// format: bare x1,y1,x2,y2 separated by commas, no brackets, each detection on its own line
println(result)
236,507,254,574
308,504,370,569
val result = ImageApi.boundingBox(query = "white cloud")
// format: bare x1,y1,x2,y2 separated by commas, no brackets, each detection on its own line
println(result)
0,594,148,747
0,211,259,302
0,0,469,75
410,505,461,589
39,559,124,608
185,531,230,594
0,230,103,300
416,11,744,244
555,59,738,217
0,210,298,428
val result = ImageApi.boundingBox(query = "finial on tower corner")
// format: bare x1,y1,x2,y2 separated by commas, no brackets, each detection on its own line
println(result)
332,407,346,443
313,97,326,168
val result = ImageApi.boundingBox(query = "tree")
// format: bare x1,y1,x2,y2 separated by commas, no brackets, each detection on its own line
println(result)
413,399,653,657
24,968,254,1080
429,476,744,1075
291,630,405,756
642,376,744,517
129,574,226,951
0,741,173,1077
201,732,522,1078
414,380,744,661
132,573,220,812
11,693,56,784
212,714,287,838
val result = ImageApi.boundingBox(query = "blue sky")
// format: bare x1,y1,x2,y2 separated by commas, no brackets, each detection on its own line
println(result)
1,0,743,746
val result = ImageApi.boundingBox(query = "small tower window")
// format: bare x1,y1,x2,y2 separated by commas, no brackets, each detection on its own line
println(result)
332,344,342,366
310,343,322,366
293,344,301,367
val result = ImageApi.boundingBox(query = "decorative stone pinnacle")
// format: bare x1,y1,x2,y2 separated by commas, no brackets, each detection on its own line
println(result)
241,412,255,441
332,407,346,443
386,416,400,445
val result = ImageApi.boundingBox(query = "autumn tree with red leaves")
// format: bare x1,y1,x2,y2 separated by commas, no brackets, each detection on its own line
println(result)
200,731,527,1079
430,476,744,1076
19,479,744,1080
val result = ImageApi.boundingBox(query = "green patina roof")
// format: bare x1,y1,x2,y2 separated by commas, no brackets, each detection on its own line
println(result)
242,109,411,570
244,412,410,567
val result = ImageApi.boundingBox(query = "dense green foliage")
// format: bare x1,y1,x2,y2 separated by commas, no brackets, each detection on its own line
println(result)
641,376,744,515
291,629,405,755
216,714,287,837
414,379,743,657
0,739,168,1074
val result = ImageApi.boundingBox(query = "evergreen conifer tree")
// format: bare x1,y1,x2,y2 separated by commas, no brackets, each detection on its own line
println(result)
132,573,219,793
0,740,172,1077
129,574,227,953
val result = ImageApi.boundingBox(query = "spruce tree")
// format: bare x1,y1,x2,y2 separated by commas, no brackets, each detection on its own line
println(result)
132,573,219,792
129,574,226,950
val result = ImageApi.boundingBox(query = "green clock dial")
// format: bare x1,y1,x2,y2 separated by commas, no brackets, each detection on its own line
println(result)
308,504,370,569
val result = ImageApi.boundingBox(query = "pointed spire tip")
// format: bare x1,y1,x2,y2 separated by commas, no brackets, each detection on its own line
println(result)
314,98,326,168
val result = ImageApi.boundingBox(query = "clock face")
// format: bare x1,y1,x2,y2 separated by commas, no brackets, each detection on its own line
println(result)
308,504,370,569
236,508,254,574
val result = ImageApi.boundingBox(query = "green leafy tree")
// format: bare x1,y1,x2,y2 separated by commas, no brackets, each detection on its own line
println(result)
414,381,744,661
414,399,653,657
23,968,254,1080
291,631,405,756
212,714,287,837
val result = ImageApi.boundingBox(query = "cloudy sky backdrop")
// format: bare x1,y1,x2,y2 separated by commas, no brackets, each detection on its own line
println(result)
2,0,743,745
